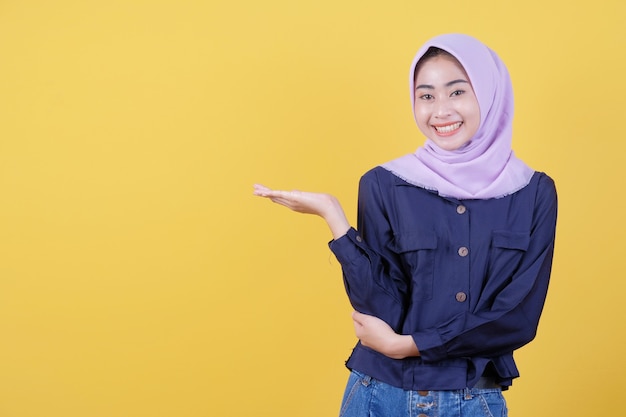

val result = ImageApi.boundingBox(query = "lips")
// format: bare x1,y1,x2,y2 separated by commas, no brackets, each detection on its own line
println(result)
433,122,462,134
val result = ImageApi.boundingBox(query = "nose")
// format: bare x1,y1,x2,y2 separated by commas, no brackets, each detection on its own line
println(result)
434,98,452,118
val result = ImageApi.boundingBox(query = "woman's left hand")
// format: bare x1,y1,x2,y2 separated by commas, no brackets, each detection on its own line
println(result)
352,311,420,359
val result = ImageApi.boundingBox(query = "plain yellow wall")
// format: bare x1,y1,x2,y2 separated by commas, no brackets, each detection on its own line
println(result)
0,1,624,416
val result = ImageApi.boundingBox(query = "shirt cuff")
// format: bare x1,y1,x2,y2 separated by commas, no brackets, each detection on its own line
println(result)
411,329,448,363
328,227,366,264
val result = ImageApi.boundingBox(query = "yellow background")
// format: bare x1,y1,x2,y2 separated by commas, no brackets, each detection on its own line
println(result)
0,1,624,416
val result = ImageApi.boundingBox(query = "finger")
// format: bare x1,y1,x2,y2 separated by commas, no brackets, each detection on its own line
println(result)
255,189,287,199
255,185,291,198
268,197,297,209
270,192,308,208
269,190,294,199
253,184,272,196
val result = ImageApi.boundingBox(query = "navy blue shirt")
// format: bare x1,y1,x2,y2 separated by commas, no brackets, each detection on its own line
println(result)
329,167,557,390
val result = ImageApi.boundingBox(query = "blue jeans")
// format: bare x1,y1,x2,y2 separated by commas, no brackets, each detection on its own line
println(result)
339,370,508,417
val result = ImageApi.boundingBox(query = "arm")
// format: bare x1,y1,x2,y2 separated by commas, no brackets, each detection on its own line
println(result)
254,172,408,331
327,171,412,331
413,176,558,362
354,175,558,361
352,311,419,359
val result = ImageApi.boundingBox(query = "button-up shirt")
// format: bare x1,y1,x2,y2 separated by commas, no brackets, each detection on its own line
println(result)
329,167,557,390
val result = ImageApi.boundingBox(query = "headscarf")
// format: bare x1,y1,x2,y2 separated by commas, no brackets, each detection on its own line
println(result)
381,33,534,200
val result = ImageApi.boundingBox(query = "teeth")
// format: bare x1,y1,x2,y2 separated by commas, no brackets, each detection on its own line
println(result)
435,122,462,133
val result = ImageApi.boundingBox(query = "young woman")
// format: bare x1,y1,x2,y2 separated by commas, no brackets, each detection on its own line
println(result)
254,33,557,417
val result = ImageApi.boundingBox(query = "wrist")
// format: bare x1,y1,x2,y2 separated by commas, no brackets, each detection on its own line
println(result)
322,198,350,239
387,335,420,359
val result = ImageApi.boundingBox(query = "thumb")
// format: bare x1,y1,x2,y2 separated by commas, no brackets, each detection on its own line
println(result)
351,311,364,325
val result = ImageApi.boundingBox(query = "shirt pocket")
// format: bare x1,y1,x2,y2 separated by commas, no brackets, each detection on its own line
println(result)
488,230,530,281
388,230,437,300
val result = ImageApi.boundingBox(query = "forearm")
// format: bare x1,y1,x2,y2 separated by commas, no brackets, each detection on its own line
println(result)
413,247,554,362
382,334,420,360
331,230,407,331
321,196,351,240
352,311,419,359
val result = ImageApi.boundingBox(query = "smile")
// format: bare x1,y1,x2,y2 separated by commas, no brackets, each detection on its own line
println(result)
434,122,462,134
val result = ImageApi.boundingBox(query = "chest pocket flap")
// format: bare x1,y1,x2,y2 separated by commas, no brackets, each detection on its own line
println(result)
388,230,437,300
389,230,437,253
492,230,530,251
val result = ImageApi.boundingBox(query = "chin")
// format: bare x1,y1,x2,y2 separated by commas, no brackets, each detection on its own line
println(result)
432,142,461,151
433,138,471,152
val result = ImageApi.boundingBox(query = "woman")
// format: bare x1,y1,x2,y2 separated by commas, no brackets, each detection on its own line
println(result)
254,33,557,417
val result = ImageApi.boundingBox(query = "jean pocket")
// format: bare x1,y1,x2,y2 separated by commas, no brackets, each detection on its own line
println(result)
477,391,508,417
339,371,372,417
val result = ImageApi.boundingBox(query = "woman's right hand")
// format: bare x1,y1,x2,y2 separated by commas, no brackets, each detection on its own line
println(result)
253,184,338,217
253,184,351,239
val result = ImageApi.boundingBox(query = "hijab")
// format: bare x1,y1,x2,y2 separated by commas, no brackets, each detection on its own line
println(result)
381,33,534,200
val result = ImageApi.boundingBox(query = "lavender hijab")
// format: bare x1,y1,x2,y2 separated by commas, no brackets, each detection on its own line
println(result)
382,34,534,199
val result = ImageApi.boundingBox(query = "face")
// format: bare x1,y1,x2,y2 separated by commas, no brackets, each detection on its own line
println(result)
413,55,480,151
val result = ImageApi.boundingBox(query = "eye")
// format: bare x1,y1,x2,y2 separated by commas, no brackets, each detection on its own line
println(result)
450,90,465,97
418,93,434,100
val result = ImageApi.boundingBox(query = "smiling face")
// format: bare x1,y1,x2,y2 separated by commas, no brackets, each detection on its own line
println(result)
413,54,480,151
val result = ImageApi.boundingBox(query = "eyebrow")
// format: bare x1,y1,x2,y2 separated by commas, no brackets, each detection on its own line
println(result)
415,79,470,89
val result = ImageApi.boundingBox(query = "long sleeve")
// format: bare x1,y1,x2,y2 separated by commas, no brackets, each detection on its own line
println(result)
412,175,558,362
333,168,557,390
329,170,409,331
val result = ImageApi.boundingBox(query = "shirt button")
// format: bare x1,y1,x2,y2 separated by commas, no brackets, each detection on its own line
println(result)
356,235,362,242
456,292,467,302
458,246,469,257
456,205,466,214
